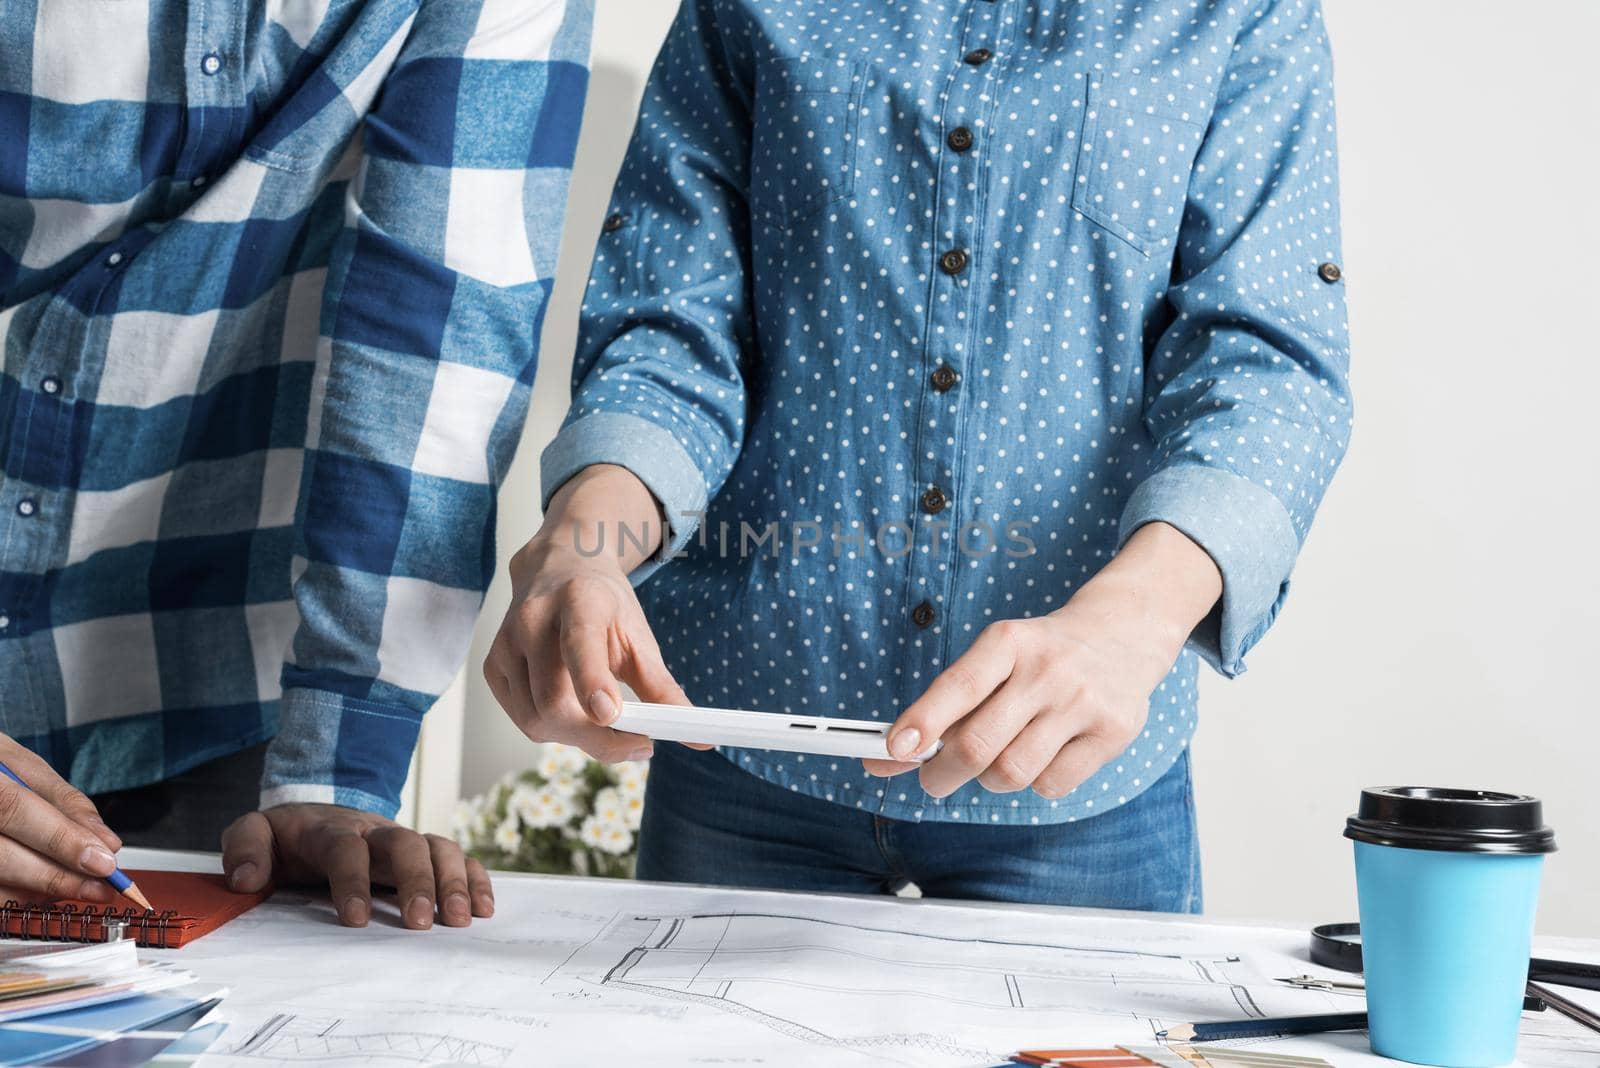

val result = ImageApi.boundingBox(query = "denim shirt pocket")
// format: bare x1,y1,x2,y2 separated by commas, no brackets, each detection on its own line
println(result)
749,57,866,230
1072,80,1205,258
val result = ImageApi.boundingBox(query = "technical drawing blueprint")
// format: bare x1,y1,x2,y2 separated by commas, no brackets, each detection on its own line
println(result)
151,869,1598,1068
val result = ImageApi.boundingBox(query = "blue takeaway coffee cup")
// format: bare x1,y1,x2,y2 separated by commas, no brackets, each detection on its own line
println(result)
1346,787,1556,1068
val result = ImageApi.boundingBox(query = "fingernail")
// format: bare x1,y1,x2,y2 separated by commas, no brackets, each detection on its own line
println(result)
339,897,369,927
407,894,434,929
475,893,495,918
588,690,617,724
446,892,471,924
888,728,921,761
228,862,258,890
80,845,116,876
626,747,653,763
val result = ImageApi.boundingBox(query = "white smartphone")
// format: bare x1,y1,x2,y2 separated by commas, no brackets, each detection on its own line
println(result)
612,701,941,762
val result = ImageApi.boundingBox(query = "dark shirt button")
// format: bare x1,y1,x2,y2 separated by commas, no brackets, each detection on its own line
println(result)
930,365,958,392
40,376,61,395
920,486,948,515
912,601,936,628
946,126,974,152
939,249,969,276
16,498,38,518
602,212,625,234
963,48,993,66
1317,261,1342,284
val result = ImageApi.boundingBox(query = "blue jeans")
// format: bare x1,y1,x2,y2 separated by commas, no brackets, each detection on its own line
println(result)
636,744,1202,913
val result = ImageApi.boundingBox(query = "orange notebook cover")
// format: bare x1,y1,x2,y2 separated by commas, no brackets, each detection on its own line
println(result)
0,870,271,948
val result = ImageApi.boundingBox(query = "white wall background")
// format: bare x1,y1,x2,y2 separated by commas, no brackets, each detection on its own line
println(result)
454,1,1600,936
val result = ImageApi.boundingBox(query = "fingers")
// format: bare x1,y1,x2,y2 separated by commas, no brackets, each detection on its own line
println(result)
1032,735,1121,799
860,757,920,777
525,655,652,763
976,707,1074,794
560,615,622,727
304,822,372,927
0,837,117,904
0,739,121,852
466,856,494,918
885,622,1018,761
0,777,121,884
221,811,275,893
424,833,471,927
367,826,435,931
916,681,1041,798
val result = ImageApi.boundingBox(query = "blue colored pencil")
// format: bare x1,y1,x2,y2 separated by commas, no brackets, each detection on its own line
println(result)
0,758,153,910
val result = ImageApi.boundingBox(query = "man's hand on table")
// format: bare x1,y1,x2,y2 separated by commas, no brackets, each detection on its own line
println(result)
863,522,1223,798
221,803,493,930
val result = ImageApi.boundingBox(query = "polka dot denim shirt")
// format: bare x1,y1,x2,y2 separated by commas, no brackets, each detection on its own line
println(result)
544,0,1352,824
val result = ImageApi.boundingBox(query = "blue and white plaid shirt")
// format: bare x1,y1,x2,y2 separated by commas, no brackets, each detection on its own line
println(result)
0,0,593,816
547,0,1352,824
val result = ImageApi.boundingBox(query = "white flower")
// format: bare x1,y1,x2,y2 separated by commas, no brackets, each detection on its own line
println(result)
622,792,644,831
547,773,583,799
508,785,540,824
492,815,522,853
578,815,609,850
596,822,633,856
518,786,577,829
615,762,648,800
592,787,625,824
450,798,481,843
537,744,588,782
471,800,495,838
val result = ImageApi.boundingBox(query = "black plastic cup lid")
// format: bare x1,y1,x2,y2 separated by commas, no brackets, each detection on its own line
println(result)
1345,787,1556,855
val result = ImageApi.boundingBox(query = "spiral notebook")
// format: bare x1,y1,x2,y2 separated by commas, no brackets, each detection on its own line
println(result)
0,871,271,949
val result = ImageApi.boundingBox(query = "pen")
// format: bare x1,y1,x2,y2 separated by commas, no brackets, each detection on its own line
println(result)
1526,980,1600,1037
1159,1012,1371,1042
0,758,153,911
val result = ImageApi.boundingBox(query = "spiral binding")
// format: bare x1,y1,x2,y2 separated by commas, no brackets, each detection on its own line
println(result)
1,900,174,945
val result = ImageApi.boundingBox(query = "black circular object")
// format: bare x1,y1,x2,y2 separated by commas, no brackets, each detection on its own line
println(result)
939,249,969,275
963,48,993,66
40,376,61,395
602,213,625,234
911,601,936,627
1344,787,1555,855
930,365,958,392
920,486,948,514
1310,922,1365,973
17,498,37,517
1317,261,1342,283
947,126,974,152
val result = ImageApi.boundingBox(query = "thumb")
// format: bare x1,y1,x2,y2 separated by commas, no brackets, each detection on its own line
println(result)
221,811,275,893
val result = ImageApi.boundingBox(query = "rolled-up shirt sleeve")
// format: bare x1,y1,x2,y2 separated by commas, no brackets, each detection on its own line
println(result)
1119,0,1352,677
263,0,594,815
541,0,754,586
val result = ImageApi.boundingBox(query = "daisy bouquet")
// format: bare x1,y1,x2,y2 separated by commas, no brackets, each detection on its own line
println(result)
452,744,647,878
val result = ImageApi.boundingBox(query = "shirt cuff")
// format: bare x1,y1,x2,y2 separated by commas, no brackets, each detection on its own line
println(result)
259,688,423,818
540,411,711,586
1118,464,1300,678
